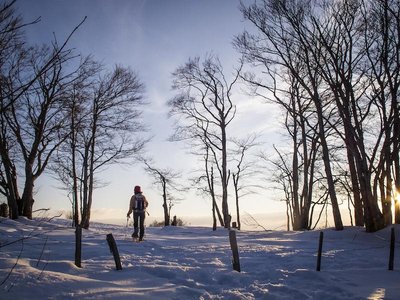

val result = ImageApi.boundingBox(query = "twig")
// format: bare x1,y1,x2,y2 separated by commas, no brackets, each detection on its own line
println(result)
33,208,50,213
36,236,50,280
242,211,269,231
36,236,48,267
0,232,24,287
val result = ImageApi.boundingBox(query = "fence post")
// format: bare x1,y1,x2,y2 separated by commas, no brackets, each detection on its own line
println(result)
106,234,122,270
389,227,395,271
75,225,82,268
316,231,324,271
229,229,241,272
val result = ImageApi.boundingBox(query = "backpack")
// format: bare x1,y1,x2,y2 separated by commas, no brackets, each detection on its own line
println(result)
134,194,145,211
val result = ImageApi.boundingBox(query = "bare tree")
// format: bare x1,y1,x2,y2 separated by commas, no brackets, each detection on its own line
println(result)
169,55,241,228
4,43,81,219
308,0,385,231
50,63,147,229
235,0,344,230
0,0,35,219
50,56,100,226
270,70,323,231
362,0,400,224
189,142,225,230
237,0,400,232
140,157,184,226
0,1,86,219
77,65,147,229
231,134,260,230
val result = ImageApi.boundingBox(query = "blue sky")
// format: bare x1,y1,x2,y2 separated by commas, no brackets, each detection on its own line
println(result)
15,0,284,225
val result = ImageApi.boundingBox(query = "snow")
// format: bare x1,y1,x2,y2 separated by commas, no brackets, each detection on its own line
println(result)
1,217,400,299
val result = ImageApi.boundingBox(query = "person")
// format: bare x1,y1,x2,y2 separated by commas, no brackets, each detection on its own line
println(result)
127,185,148,241
171,215,177,226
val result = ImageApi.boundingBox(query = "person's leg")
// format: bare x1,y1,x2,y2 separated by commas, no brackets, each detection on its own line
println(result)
139,212,145,241
132,212,139,238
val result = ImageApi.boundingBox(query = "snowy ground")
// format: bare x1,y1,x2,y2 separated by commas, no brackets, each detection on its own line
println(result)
1,217,400,299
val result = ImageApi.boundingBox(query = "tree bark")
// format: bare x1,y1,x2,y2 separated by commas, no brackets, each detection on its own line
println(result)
162,177,170,226
0,147,19,219
71,98,79,227
221,123,229,228
346,149,363,226
21,166,35,219
314,96,343,231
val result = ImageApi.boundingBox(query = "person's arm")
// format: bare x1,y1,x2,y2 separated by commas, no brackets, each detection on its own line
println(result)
144,195,149,208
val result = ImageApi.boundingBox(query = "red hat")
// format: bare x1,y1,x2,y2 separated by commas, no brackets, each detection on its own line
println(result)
134,185,141,193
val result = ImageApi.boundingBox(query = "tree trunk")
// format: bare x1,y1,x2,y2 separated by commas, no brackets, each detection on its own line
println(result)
346,148,363,226
83,178,93,229
162,178,169,226
346,117,385,232
21,168,35,219
81,145,90,227
286,200,291,231
393,104,400,224
299,115,311,231
9,163,20,219
0,144,19,219
315,98,343,231
383,153,393,226
82,129,96,229
233,174,241,230
210,166,222,229
221,124,229,228
360,166,385,232
321,137,343,231
208,156,224,228
292,114,301,229
71,100,79,227
212,193,217,231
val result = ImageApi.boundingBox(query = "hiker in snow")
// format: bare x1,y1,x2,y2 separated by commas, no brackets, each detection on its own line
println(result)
127,185,149,241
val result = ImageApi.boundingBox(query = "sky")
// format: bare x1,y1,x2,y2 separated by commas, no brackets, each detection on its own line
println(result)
13,0,286,226
1,217,399,298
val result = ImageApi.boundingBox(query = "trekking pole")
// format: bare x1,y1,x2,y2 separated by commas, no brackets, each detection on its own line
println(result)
125,216,130,239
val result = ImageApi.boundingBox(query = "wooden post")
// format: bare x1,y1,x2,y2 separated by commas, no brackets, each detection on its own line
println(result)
316,231,323,271
106,234,122,270
75,225,82,268
229,229,241,272
389,227,395,271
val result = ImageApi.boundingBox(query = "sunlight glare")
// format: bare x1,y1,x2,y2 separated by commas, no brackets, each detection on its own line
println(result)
392,185,400,223
367,288,385,300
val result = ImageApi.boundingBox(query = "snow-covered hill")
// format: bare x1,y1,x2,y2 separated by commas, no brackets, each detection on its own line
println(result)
1,217,399,299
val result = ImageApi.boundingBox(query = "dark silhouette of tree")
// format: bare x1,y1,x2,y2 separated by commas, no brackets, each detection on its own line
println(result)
236,0,400,232
231,134,260,230
4,44,81,219
140,157,184,226
362,0,400,225
50,57,101,227
53,64,147,229
309,0,384,232
235,0,344,230
0,0,39,219
0,1,86,219
169,55,241,228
